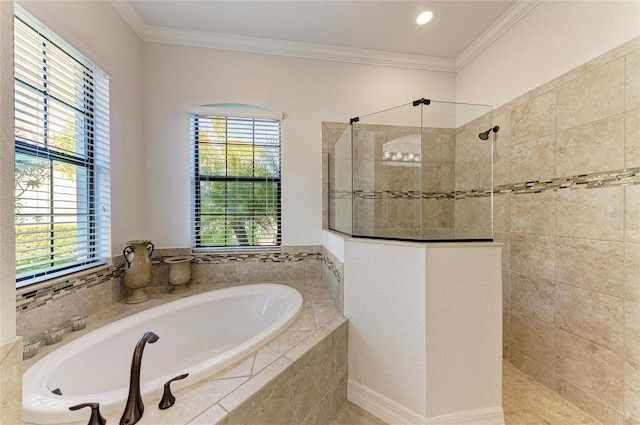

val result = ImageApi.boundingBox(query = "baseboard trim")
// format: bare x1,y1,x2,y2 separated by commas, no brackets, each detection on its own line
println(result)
347,379,504,425
348,379,427,424
424,407,505,425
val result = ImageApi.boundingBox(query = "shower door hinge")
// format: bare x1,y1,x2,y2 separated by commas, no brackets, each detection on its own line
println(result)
413,98,431,106
350,117,360,124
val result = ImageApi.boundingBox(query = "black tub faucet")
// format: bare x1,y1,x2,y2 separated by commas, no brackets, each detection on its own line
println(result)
120,331,159,425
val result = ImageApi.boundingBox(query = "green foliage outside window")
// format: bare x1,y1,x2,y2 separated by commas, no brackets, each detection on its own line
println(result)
194,115,281,247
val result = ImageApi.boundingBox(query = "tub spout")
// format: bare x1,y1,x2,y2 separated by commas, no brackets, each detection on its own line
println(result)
119,331,159,425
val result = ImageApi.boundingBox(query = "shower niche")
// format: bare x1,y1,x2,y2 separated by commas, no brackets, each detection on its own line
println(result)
327,98,495,241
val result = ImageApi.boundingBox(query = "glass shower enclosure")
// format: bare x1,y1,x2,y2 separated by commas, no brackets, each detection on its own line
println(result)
328,98,494,241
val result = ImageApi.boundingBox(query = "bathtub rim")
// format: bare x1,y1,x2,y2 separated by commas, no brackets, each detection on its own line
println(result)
22,282,303,424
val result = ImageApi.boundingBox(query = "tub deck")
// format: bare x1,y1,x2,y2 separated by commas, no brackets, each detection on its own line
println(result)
23,280,347,425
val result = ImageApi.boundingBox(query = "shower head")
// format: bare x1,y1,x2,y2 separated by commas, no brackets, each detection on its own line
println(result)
479,126,500,140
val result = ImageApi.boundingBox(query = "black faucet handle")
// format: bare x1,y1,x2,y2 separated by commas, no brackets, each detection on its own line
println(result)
158,373,189,410
69,402,107,425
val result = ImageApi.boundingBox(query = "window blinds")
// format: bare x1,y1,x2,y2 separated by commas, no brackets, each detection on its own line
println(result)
191,114,281,249
14,8,111,286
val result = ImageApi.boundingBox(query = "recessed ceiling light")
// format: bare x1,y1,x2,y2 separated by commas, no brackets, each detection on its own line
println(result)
416,7,436,25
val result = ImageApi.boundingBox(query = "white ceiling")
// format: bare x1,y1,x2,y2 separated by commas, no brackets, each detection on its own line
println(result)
113,0,540,71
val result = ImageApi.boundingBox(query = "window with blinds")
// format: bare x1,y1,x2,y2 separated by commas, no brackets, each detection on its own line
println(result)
191,114,281,249
14,7,111,287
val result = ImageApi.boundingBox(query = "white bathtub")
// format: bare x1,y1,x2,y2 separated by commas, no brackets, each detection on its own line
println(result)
23,283,303,424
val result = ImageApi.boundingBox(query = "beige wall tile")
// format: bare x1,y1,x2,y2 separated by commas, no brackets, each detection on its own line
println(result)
531,64,586,99
626,243,640,303
290,332,334,423
381,164,420,192
478,196,492,232
492,110,511,146
555,329,624,410
587,37,640,72
221,357,294,421
626,108,640,168
556,186,624,241
510,310,555,368
625,417,640,425
493,143,511,187
455,151,492,192
17,277,123,341
0,338,22,425
626,49,640,111
454,197,479,230
555,377,625,425
386,199,420,231
494,91,531,117
494,231,510,271
422,132,455,163
352,129,376,161
554,283,624,353
510,191,556,235
353,160,375,190
511,271,555,324
332,158,353,190
237,261,306,283
557,57,625,131
510,233,555,280
493,194,511,233
555,237,624,297
189,404,228,425
510,134,556,183
253,330,315,375
626,360,640,422
511,90,557,145
422,199,446,230
353,199,374,231
509,348,556,390
140,377,247,425
626,301,640,363
627,186,640,243
422,163,454,192
492,112,512,186
322,122,349,153
557,114,625,176
503,306,510,346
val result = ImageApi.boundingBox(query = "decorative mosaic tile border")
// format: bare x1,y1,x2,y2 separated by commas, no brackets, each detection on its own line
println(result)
322,253,342,284
16,250,323,313
495,167,638,195
331,167,639,201
16,264,124,313
175,251,322,264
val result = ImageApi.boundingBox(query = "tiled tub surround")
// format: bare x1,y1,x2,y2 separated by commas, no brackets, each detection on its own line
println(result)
495,37,640,425
321,246,344,314
16,264,126,344
16,246,323,342
149,246,323,289
22,280,347,425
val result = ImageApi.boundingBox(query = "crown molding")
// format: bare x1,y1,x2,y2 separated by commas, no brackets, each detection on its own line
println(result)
113,0,540,73
455,0,542,71
109,0,146,39
143,25,457,72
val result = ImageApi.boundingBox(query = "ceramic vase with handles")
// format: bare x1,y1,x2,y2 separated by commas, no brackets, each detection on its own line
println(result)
123,240,154,303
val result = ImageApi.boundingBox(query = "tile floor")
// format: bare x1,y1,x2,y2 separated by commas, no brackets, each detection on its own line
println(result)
330,361,601,425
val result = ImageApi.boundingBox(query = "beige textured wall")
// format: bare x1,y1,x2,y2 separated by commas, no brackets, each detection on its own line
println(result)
496,37,640,424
